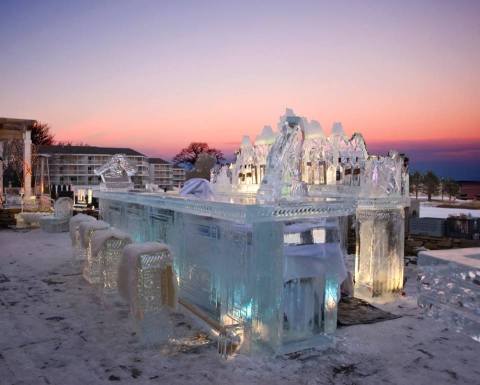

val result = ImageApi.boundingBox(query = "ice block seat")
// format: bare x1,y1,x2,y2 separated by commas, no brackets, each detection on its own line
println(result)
69,214,96,263
117,242,177,345
80,220,110,284
418,248,480,342
15,211,51,228
39,197,74,233
89,228,132,295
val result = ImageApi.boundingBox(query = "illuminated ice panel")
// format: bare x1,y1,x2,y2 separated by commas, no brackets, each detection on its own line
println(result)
355,207,405,298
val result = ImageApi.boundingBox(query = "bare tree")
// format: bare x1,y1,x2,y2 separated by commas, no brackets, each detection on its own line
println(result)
444,178,460,201
2,121,55,189
56,141,73,146
56,141,90,146
186,153,217,181
409,171,422,199
2,139,23,187
422,171,440,201
173,142,224,167
31,121,55,146
440,177,446,200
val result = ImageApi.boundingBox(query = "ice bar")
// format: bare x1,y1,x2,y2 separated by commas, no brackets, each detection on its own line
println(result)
98,194,352,354
96,109,409,354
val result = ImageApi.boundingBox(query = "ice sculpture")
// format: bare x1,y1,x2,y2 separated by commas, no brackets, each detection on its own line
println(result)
96,108,409,355
210,165,232,194
39,197,74,233
355,208,405,298
214,110,376,198
210,109,408,299
80,220,110,284
69,214,96,264
257,116,307,201
418,248,480,342
231,136,258,193
354,151,407,299
94,154,136,191
90,228,132,294
99,196,347,354
118,242,177,345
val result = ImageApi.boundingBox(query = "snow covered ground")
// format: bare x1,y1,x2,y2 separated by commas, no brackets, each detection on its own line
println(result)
420,205,480,218
1,229,479,385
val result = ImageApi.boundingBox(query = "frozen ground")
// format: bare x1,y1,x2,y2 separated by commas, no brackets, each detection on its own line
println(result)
420,204,480,218
1,229,479,385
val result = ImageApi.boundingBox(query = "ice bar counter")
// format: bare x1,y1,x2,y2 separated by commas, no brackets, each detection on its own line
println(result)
96,110,409,354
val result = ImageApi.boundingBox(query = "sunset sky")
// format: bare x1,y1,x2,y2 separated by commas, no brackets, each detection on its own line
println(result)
1,0,479,179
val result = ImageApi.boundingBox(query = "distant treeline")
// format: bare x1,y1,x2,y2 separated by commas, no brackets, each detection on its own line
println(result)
409,171,460,201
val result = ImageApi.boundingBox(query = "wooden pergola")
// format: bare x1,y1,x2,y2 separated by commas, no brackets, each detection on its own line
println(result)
0,117,37,200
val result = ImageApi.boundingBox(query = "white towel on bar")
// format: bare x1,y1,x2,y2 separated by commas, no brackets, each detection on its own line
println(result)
180,178,215,200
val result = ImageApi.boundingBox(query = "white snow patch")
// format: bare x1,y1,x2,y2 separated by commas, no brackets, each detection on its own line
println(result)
420,205,480,218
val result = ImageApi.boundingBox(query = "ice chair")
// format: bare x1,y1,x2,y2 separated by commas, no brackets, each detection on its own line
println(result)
69,214,96,264
80,220,110,284
39,197,74,232
118,242,177,345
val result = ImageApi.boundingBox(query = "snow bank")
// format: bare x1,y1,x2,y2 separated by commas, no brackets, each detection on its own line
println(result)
420,205,480,218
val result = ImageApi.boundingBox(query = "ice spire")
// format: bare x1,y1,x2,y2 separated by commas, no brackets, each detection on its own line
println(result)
257,114,307,201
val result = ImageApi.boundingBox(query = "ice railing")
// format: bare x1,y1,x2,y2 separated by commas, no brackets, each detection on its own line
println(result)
211,109,409,208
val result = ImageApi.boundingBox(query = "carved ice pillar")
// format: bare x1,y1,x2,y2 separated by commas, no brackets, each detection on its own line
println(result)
355,207,404,298
251,221,284,353
23,129,32,198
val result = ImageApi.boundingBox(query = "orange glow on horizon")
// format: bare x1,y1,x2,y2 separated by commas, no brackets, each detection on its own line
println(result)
52,105,480,159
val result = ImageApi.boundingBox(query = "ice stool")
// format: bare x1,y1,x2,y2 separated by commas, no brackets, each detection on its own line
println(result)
118,242,177,345
80,220,110,284
69,214,96,266
39,197,74,232
90,228,132,298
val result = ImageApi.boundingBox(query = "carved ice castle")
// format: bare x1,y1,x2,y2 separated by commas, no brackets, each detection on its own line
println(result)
212,108,408,202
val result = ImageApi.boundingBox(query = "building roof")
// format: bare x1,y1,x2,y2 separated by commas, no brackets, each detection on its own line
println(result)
37,145,145,157
148,157,171,165
0,117,36,126
0,117,37,140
